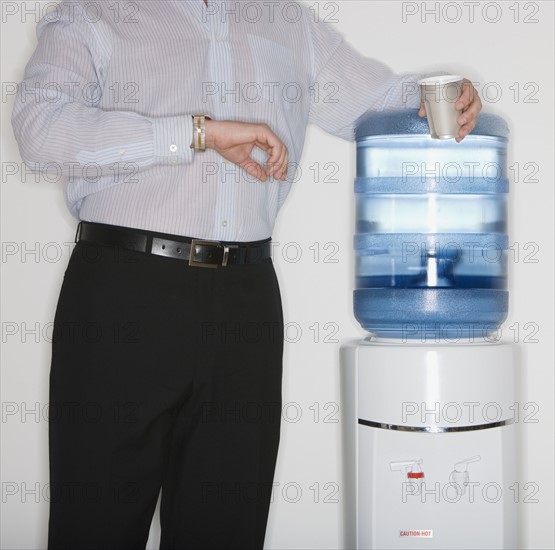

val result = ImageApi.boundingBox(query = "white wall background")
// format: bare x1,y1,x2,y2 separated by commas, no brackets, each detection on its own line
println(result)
1,1,553,549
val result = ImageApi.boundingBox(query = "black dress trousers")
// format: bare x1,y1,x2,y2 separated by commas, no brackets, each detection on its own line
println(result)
47,227,284,550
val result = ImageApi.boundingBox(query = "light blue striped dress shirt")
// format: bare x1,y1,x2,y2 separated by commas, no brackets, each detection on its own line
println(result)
12,0,427,241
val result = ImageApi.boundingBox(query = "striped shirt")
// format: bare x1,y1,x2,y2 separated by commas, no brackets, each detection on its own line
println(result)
11,0,427,241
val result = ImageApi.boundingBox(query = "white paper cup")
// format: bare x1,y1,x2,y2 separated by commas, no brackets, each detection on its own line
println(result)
418,75,463,139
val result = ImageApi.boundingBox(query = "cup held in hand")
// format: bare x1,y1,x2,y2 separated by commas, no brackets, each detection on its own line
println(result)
418,75,463,139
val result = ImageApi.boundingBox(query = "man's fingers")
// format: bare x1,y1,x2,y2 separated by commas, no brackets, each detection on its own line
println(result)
265,151,279,179
456,117,477,142
277,147,289,180
269,144,288,180
243,122,288,180
253,136,283,179
241,159,268,181
455,79,478,111
457,92,481,126
213,121,289,181
266,144,286,179
254,137,288,180
255,141,280,161
454,81,471,110
255,140,271,152
260,127,288,180
456,97,482,142
452,80,482,142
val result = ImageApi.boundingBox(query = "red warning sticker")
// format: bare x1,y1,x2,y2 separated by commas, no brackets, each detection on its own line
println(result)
399,530,433,538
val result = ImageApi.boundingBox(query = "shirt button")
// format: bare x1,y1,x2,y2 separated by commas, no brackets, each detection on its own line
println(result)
170,159,177,165
221,96,227,103
119,149,126,156
222,220,228,227
216,34,224,42
169,144,178,153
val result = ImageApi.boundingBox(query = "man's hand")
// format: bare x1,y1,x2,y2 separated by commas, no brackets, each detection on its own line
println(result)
418,78,482,143
205,120,289,182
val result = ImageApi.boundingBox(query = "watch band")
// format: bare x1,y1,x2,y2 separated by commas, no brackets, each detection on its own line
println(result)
192,114,207,152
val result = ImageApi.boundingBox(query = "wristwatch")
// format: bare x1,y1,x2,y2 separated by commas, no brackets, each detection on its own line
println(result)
191,115,211,152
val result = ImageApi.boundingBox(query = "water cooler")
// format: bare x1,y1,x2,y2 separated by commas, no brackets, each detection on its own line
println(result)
340,110,518,549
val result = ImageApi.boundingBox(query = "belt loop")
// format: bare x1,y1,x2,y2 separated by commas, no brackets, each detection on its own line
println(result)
74,221,83,243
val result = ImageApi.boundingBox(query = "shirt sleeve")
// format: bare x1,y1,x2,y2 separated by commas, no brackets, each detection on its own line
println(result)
10,1,195,179
302,7,430,141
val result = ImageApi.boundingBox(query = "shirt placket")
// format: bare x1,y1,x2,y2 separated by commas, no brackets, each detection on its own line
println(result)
206,0,235,240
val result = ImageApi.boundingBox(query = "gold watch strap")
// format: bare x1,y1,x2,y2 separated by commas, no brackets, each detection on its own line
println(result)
193,114,207,152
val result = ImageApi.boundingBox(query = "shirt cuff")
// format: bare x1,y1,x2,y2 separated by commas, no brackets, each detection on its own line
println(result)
151,115,195,164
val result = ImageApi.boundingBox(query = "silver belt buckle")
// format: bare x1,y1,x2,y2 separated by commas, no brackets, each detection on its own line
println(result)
189,239,238,268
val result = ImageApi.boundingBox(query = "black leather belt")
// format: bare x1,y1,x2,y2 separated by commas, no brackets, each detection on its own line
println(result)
75,222,272,267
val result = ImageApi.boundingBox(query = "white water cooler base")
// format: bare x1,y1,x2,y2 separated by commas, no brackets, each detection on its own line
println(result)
340,338,518,550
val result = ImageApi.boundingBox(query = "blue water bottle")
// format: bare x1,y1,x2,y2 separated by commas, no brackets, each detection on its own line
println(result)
353,109,509,339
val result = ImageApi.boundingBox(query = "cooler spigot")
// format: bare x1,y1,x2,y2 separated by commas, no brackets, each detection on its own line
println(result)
390,459,425,495
449,455,481,495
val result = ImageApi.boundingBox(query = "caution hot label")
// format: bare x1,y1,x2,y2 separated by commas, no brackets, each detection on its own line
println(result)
399,530,433,538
